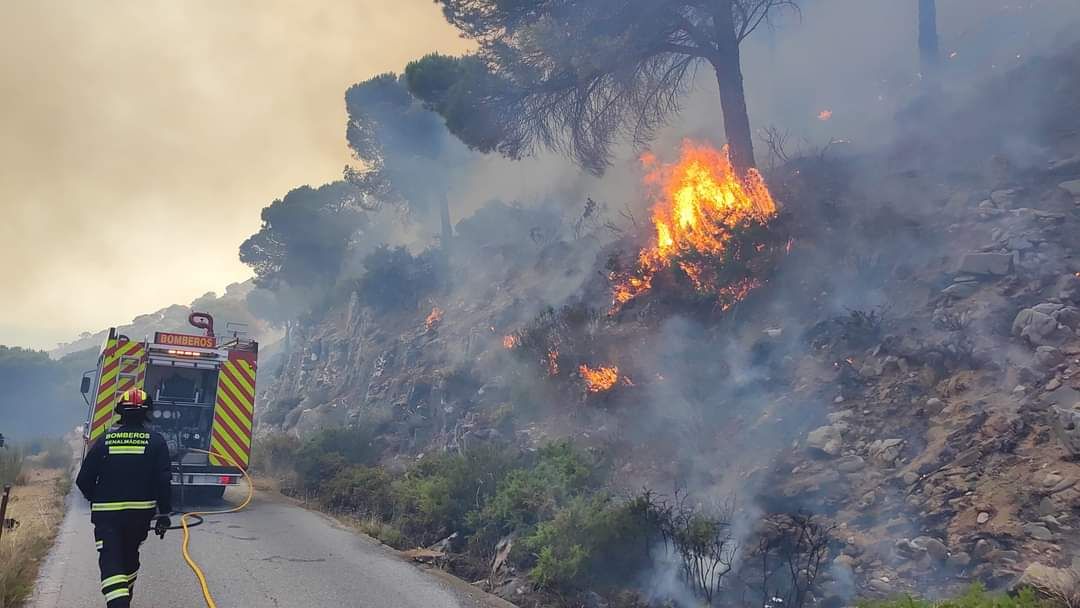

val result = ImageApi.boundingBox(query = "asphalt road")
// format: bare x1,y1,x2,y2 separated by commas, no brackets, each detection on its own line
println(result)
30,486,512,608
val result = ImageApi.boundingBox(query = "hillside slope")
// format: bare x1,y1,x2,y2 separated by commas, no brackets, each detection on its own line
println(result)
257,43,1080,603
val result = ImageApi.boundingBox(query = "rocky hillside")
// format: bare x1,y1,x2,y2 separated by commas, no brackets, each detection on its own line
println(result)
257,43,1080,603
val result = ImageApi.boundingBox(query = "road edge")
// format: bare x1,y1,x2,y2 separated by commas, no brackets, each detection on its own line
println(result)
251,488,519,608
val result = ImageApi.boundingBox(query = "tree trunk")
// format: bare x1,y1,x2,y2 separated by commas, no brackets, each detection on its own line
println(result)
712,4,757,174
918,0,939,76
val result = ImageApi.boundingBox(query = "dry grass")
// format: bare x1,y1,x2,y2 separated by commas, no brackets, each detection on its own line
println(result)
354,515,404,548
0,467,68,608
0,448,24,488
1023,565,1080,608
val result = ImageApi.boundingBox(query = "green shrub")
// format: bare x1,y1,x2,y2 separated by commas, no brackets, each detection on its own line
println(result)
857,585,1047,608
251,433,300,477
294,425,383,490
474,441,596,538
521,493,653,591
320,465,395,517
392,444,518,545
295,451,348,492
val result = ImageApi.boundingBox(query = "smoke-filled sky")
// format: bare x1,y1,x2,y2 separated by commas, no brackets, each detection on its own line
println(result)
0,0,471,349
4,0,1076,351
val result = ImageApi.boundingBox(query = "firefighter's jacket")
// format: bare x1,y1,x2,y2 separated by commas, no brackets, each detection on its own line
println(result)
76,421,172,519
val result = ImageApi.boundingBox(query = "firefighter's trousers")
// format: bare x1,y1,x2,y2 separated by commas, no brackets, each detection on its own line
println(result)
92,512,153,607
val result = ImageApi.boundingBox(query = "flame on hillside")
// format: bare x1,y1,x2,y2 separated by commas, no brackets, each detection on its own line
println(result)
580,364,619,393
611,140,778,311
503,335,520,349
425,306,443,329
546,348,560,376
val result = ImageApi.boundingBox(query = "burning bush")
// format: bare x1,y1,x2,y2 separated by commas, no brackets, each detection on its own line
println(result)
509,304,605,377
580,364,619,393
609,140,787,314
425,306,444,329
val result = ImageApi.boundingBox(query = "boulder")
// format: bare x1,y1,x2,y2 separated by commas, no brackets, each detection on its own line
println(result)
895,538,919,557
1053,406,1080,458
978,200,1003,219
860,360,882,378
1013,309,1072,346
807,424,844,456
948,552,972,568
869,438,904,465
1007,236,1034,251
1060,274,1080,304
827,410,854,424
1038,496,1060,517
1059,180,1080,198
1054,306,1080,330
1032,302,1064,315
867,578,893,594
943,282,979,299
912,536,949,561
991,189,1018,207
957,252,1012,276
972,539,994,560
1023,523,1054,541
881,355,907,375
836,455,865,473
1035,346,1064,368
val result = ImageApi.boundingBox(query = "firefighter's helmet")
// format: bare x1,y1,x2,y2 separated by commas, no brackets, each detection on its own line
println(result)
116,388,153,414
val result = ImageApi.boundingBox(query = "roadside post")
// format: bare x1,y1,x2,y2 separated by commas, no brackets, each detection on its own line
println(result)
0,484,10,542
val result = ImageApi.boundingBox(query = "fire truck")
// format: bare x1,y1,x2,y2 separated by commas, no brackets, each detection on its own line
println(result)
80,312,257,501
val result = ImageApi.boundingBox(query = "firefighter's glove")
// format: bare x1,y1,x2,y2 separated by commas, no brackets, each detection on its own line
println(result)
154,515,171,539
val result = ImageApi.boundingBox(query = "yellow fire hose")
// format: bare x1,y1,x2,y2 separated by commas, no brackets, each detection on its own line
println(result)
177,448,255,608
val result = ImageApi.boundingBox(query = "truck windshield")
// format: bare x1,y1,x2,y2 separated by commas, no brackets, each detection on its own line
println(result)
145,366,218,405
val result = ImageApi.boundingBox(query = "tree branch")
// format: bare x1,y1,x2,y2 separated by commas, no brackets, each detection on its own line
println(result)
660,42,712,59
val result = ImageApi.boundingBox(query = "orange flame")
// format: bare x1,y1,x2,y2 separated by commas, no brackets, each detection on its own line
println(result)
425,306,443,329
717,278,762,312
503,335,520,349
580,364,619,393
611,140,778,310
818,110,833,121
546,348,560,376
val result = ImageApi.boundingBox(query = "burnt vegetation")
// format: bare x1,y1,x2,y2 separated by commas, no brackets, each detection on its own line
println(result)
355,245,443,313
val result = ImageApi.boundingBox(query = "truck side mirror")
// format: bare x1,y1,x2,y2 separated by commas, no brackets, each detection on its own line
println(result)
80,376,92,394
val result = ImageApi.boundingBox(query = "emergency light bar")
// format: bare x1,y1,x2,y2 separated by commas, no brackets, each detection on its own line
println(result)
167,349,203,357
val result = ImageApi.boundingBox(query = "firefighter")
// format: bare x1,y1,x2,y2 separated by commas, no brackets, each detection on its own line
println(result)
76,388,172,607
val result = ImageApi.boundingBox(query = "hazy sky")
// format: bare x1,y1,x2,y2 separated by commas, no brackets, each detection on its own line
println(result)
0,1,471,349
